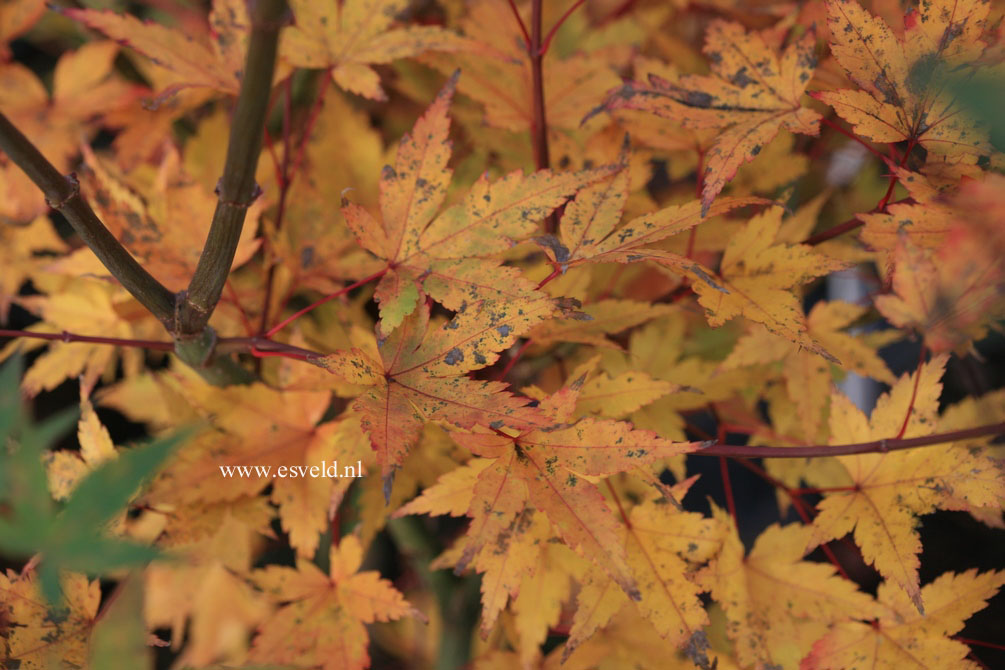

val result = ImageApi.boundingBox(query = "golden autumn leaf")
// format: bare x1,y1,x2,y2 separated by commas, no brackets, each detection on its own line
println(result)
0,572,99,670
802,569,1005,670
343,72,615,334
699,509,879,670
424,388,699,617
814,0,993,161
282,0,473,101
322,299,553,479
722,300,895,440
249,535,417,670
692,206,849,357
564,477,722,668
0,41,135,221
808,355,1005,610
874,226,1004,354
599,21,821,213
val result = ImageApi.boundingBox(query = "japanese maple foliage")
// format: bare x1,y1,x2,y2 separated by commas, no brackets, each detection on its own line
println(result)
0,1,1003,669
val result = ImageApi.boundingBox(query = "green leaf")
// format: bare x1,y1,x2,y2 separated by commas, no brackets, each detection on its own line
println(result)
90,575,152,670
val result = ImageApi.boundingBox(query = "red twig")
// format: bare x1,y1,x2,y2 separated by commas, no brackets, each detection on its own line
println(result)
820,117,886,161
954,637,1005,652
266,268,387,337
528,0,557,234
718,456,738,524
225,279,256,336
258,78,295,339
539,0,587,56
494,338,532,382
605,479,633,529
895,345,928,440
536,266,562,289
0,329,174,351
505,0,532,50
697,422,1005,458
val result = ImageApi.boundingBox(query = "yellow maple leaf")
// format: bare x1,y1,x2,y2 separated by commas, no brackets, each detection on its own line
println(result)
600,21,821,213
342,72,612,334
809,355,1005,610
322,299,553,478
699,509,879,670
802,569,1005,670
0,571,99,670
282,0,473,101
65,0,253,98
874,227,1004,355
814,0,993,161
249,535,418,670
692,206,849,357
0,41,134,221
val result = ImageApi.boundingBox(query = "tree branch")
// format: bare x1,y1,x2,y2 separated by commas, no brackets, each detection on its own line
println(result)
177,0,288,335
0,113,176,326
696,422,1005,458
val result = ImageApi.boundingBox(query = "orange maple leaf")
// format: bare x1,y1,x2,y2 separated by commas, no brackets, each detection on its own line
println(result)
808,355,1005,610
813,0,992,161
344,72,612,334
599,21,821,214
802,569,1005,670
250,535,418,670
323,300,553,480
282,0,474,101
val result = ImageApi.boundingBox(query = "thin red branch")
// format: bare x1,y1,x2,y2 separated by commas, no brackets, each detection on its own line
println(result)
0,329,174,351
820,117,886,161
505,0,532,50
954,637,1005,652
266,268,388,337
697,422,1005,458
718,456,738,524
258,77,295,338
528,0,558,234
539,0,587,56
536,266,562,289
605,479,632,529
895,345,928,440
494,338,532,382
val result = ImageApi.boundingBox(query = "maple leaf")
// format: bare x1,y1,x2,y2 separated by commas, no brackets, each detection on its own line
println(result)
563,478,723,668
808,354,1005,610
814,0,993,161
423,0,621,133
0,216,66,322
691,206,849,357
343,72,609,333
44,386,118,501
142,367,351,557
874,226,1004,354
322,300,553,479
64,0,252,99
722,301,896,440
282,0,473,101
802,569,1005,670
249,535,417,670
699,509,879,670
598,21,821,213
533,145,767,289
0,572,99,669
54,143,261,292
0,41,135,221
417,394,698,618
0,277,163,395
